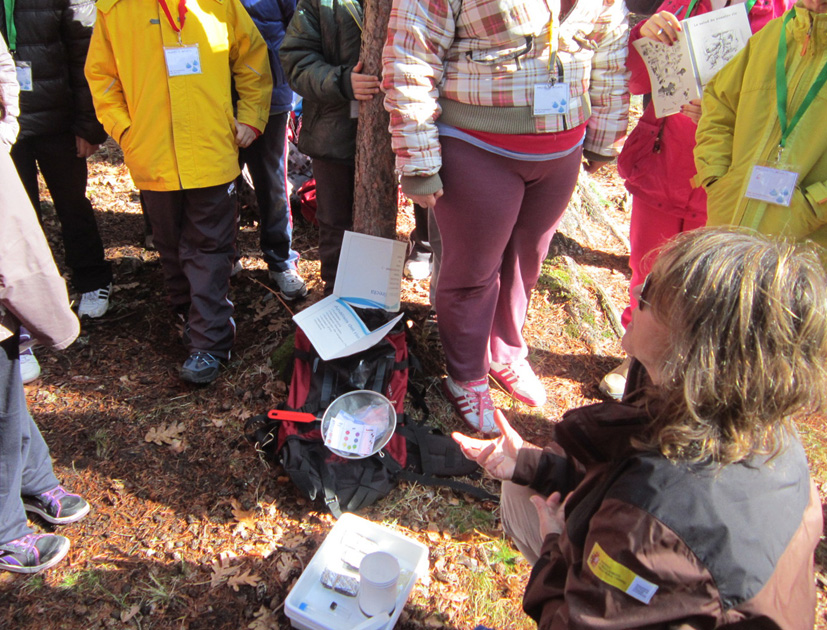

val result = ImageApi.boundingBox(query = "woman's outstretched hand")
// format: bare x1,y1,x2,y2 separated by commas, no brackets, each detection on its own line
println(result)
452,409,524,481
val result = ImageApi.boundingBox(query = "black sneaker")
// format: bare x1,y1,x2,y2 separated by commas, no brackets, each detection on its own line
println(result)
23,486,90,524
180,351,222,384
0,533,70,573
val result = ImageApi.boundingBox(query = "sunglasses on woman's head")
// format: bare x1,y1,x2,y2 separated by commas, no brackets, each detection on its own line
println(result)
638,273,653,310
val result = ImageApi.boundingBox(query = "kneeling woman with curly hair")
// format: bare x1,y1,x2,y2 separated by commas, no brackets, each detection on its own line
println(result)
455,227,826,629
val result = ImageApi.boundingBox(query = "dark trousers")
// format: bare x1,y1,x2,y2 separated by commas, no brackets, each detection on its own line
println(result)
411,204,432,255
11,132,112,293
239,111,299,272
142,184,237,359
312,157,355,292
0,334,59,545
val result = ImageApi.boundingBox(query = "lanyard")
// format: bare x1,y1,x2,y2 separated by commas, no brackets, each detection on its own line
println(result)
683,0,755,20
3,0,15,52
547,10,557,81
685,0,700,17
341,0,362,32
775,10,827,158
158,0,187,43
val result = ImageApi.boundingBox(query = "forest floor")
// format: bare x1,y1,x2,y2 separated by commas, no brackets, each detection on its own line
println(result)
0,136,825,630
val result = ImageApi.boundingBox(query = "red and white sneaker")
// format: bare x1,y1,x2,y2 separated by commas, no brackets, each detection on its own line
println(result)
489,359,547,407
442,376,500,436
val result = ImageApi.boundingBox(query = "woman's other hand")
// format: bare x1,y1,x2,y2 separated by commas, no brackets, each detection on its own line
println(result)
680,98,702,124
640,11,682,46
452,409,524,480
531,491,566,539
351,60,381,100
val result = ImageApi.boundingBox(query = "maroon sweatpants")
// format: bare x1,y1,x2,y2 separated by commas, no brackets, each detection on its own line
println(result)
433,136,582,382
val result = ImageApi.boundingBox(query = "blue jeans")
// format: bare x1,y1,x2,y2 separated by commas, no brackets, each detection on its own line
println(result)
239,112,300,272
0,333,59,544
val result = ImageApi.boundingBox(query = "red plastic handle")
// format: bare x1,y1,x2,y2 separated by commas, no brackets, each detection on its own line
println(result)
267,409,318,423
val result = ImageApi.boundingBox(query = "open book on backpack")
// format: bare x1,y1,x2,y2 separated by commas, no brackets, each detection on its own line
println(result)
633,3,752,117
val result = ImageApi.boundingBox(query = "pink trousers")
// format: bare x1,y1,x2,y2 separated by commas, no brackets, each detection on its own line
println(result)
621,197,706,328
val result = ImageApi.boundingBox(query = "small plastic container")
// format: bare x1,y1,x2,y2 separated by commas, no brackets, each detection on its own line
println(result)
358,552,400,617
285,514,428,630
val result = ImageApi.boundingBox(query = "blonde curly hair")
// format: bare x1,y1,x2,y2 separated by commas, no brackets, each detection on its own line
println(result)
635,227,827,464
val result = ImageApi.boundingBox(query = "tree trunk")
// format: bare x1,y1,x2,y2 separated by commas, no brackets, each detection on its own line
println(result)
352,0,397,238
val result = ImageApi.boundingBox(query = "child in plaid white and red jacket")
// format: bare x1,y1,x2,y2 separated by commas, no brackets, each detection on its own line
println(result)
382,0,631,433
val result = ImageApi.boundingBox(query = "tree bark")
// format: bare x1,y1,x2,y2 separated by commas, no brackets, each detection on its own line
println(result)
352,0,398,238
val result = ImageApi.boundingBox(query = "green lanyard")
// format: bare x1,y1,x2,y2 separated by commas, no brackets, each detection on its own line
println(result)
683,0,756,20
775,10,827,159
685,0,700,17
3,0,15,52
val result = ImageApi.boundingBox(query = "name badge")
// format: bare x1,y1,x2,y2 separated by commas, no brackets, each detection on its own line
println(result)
15,61,32,92
745,164,799,207
164,45,202,77
533,83,569,117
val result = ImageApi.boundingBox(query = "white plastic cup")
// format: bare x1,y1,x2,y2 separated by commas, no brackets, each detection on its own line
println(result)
358,551,400,617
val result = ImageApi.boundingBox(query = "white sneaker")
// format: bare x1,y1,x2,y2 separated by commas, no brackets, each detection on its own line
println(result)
599,356,631,401
442,375,500,436
269,269,308,300
77,283,111,319
489,359,547,407
403,254,432,280
20,350,41,384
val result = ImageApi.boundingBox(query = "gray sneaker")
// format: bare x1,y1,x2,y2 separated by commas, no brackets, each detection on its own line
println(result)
22,486,90,525
0,533,70,574
269,269,307,300
180,351,222,385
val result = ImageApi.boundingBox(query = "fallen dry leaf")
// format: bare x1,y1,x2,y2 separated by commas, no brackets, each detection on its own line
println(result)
248,606,277,630
210,554,241,589
275,554,296,583
120,604,140,623
145,421,186,446
227,569,261,592
230,498,257,526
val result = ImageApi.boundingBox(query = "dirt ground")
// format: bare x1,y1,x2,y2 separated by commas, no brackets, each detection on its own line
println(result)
1,138,825,630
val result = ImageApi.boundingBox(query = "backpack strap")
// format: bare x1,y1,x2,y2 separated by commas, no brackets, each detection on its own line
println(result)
319,462,343,518
396,470,498,502
394,419,498,502
370,360,388,394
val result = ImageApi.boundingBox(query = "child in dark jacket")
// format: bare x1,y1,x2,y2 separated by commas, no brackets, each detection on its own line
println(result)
279,0,380,294
239,0,308,301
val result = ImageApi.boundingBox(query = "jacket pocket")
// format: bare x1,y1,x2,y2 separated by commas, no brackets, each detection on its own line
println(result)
617,117,662,183
754,188,827,241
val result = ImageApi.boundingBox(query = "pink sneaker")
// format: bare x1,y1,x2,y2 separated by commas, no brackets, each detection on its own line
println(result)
489,359,547,407
442,376,500,436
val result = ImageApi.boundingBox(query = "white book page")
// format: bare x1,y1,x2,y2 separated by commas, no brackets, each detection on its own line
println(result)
334,231,406,312
684,3,751,87
293,295,405,361
633,35,700,118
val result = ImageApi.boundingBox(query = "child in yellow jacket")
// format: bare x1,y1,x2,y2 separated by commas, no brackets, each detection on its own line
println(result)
85,0,273,384
694,0,827,263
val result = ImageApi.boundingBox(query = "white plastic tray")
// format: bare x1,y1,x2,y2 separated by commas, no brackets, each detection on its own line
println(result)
285,514,428,630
